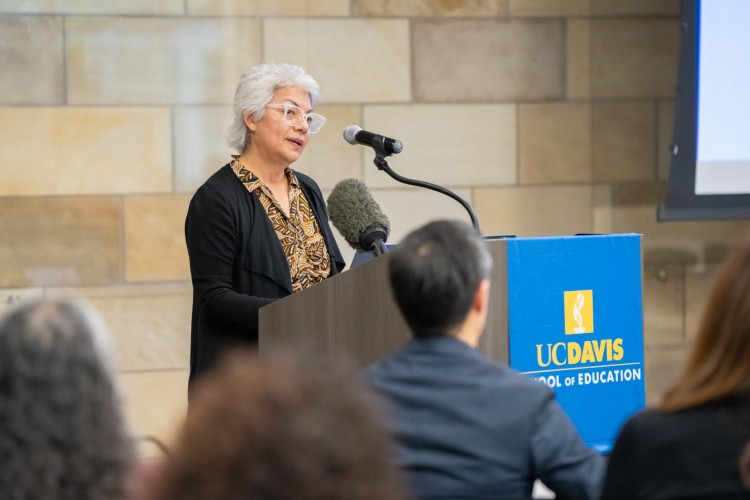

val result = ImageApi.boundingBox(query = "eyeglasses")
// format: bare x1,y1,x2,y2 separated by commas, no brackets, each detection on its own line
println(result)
266,103,326,134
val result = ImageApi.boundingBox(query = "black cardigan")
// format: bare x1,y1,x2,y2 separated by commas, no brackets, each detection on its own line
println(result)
185,164,345,391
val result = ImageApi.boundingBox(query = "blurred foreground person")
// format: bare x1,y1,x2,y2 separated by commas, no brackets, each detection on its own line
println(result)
602,237,750,500
0,298,135,500
150,350,407,500
365,220,605,500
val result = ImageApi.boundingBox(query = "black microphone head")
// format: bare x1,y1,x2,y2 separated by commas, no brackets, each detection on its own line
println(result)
327,178,391,251
359,225,389,254
343,125,361,145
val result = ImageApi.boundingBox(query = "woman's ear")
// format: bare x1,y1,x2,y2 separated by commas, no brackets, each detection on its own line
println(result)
243,111,257,133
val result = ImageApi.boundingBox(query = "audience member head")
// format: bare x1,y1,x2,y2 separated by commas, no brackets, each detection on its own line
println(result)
228,61,321,153
389,219,492,339
661,237,750,411
151,349,407,500
0,298,135,499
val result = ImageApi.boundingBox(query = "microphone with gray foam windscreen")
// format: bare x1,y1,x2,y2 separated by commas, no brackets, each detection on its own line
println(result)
327,178,391,256
343,125,403,156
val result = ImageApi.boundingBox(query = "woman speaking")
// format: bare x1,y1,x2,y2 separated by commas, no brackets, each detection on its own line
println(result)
185,62,345,392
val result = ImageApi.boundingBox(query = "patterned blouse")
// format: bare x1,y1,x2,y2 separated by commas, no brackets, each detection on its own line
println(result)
230,157,331,292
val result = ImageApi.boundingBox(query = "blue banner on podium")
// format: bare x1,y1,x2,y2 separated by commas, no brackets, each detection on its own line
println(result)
507,234,645,453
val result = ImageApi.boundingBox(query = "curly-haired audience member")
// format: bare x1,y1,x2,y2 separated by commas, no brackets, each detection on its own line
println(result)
150,350,407,500
602,237,750,499
0,298,135,500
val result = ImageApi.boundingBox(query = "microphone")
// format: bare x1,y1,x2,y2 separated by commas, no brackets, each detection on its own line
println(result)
327,178,391,256
343,125,403,156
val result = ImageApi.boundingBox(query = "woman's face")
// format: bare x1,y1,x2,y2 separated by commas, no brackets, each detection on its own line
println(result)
245,86,314,167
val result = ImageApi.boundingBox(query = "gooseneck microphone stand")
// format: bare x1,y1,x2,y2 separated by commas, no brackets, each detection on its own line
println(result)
370,136,481,233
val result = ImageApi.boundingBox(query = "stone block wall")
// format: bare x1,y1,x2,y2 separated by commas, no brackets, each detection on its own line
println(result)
2,0,748,453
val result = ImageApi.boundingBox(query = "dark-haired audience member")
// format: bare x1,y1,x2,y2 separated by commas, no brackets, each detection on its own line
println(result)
0,298,135,500
149,349,408,500
364,220,605,500
602,237,750,500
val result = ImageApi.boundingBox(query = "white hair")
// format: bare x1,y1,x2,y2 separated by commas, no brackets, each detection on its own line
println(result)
227,62,321,153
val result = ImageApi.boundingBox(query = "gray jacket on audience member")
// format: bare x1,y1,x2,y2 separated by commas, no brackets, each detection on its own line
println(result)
365,336,606,500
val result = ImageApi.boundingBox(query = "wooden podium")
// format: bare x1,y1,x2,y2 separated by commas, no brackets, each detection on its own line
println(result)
258,240,510,368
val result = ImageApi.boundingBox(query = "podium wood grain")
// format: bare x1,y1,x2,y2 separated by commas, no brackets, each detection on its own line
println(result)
259,240,509,368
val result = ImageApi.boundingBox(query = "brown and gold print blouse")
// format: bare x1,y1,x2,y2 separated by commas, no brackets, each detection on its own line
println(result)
231,157,331,292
